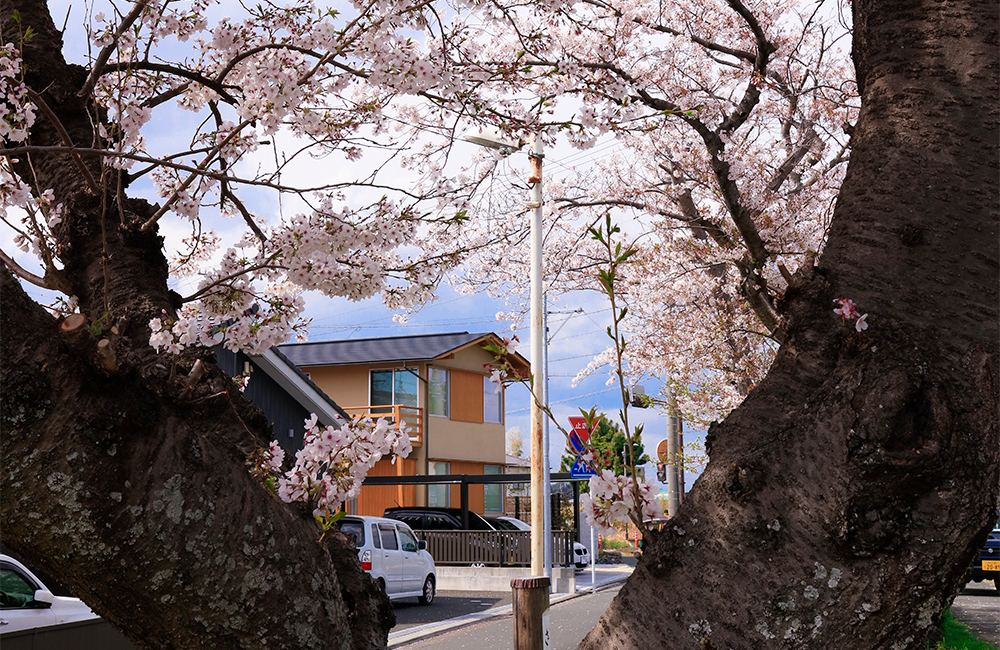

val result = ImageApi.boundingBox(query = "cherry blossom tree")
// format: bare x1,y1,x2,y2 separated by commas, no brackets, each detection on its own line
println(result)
442,0,858,425
1,0,996,647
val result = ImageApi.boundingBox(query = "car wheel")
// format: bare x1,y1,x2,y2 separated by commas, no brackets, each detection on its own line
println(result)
377,578,386,593
418,576,435,605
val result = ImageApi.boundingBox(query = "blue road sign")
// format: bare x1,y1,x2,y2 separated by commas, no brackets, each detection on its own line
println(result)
571,457,597,478
569,431,587,455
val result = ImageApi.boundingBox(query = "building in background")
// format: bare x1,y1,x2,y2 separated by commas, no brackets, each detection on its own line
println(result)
278,332,530,517
215,346,351,456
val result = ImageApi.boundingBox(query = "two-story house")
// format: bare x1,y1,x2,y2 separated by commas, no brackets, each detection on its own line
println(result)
278,332,530,518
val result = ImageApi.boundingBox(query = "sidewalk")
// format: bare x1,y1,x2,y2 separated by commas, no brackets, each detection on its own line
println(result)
389,565,633,648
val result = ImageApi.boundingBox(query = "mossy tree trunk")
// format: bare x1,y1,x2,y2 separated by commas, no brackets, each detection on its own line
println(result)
1,0,393,647
577,0,999,648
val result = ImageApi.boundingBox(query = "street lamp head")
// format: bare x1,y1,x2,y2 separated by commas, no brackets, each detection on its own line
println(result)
463,126,524,154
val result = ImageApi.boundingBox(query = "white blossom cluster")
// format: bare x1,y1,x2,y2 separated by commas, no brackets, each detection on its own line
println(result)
149,281,308,356
0,44,35,144
580,469,662,536
263,414,413,520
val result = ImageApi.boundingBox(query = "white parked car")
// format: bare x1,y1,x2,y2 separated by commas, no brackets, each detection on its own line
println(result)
340,516,436,605
0,555,98,634
489,516,591,569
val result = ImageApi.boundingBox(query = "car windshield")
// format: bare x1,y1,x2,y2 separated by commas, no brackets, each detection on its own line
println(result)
487,518,518,530
340,520,365,547
501,518,531,531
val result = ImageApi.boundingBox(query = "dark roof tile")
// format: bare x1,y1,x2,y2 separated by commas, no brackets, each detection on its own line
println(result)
278,332,498,367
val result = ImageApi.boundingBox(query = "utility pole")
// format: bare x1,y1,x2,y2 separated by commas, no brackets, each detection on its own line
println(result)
526,133,547,577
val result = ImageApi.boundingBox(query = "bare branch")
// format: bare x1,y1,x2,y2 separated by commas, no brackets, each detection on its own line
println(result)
0,248,69,293
767,128,819,192
78,0,151,98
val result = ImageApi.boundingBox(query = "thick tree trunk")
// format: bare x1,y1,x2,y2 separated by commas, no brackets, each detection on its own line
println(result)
0,1,394,648
577,1,999,649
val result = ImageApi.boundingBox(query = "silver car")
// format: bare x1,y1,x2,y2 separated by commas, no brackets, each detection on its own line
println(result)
489,516,591,569
340,516,436,605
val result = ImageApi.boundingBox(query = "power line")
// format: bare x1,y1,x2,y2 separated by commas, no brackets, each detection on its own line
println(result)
507,386,619,414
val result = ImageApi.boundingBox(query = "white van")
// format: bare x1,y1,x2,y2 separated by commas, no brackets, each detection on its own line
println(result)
340,516,436,605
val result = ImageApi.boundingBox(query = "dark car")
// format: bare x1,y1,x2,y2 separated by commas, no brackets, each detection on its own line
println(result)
965,523,1000,593
382,507,494,531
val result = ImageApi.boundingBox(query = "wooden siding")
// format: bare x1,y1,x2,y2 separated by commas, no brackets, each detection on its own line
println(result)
353,457,417,516
450,369,484,423
448,460,485,511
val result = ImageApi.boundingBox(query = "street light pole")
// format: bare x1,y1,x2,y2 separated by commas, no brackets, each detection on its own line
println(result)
463,127,548,577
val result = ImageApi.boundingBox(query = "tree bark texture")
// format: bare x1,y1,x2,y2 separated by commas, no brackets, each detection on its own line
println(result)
0,0,394,648
577,0,998,649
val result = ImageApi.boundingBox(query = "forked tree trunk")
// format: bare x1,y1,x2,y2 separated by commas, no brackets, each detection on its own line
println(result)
577,0,999,648
0,0,393,648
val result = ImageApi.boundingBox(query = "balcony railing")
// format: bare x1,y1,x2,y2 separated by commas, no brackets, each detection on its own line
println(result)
342,404,423,447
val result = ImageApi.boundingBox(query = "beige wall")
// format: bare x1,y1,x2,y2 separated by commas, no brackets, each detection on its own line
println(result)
299,341,507,473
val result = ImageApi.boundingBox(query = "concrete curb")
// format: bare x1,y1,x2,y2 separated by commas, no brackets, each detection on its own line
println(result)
388,574,631,648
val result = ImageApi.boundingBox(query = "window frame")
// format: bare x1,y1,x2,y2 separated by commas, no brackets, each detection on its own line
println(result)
428,461,451,507
484,464,503,513
378,523,399,550
0,565,42,610
428,366,449,418
483,375,503,424
369,368,420,409
397,526,419,553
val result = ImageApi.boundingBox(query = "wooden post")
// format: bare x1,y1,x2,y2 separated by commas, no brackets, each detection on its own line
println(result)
511,576,549,650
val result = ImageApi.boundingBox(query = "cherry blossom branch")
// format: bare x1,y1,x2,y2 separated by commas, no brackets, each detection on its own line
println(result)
180,261,284,303
554,195,736,250
579,0,756,63
78,0,151,99
141,119,254,231
99,61,239,105
767,128,819,193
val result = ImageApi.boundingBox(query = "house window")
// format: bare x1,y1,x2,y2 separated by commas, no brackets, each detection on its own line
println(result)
483,376,503,424
429,367,449,417
428,461,450,507
484,465,502,513
371,369,419,409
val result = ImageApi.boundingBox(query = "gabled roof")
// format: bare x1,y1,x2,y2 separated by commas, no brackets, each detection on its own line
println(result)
252,347,352,425
278,331,530,374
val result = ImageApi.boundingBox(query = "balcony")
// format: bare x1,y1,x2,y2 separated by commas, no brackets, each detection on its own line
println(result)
342,404,423,447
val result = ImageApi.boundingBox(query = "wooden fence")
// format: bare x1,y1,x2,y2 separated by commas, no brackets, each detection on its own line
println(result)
413,530,576,567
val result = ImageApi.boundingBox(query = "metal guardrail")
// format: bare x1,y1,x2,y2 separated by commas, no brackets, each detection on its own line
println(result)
412,530,575,567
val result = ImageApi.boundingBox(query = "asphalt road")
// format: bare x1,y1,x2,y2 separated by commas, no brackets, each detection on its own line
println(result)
393,586,620,650
953,580,999,645
392,591,513,631
392,575,998,646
